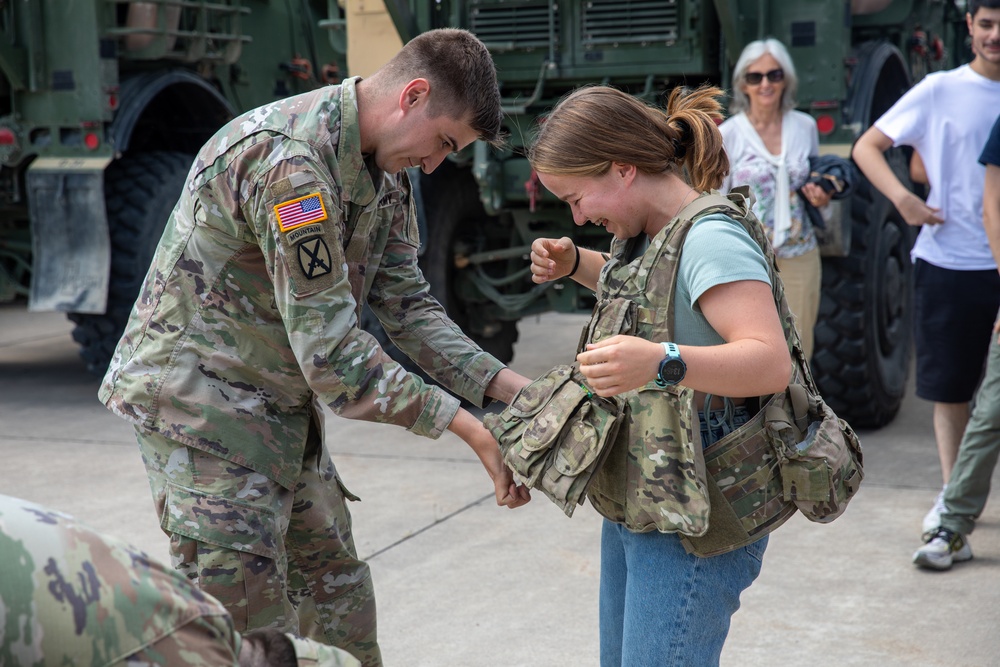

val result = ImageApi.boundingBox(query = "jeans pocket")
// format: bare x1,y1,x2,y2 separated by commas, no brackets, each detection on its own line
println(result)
742,534,768,564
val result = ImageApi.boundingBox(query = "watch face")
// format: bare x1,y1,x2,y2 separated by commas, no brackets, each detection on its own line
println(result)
659,359,685,383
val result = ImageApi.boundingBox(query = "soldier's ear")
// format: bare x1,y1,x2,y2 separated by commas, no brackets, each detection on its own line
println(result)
399,79,431,114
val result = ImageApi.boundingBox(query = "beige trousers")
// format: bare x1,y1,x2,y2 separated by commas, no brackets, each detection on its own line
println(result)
776,246,822,360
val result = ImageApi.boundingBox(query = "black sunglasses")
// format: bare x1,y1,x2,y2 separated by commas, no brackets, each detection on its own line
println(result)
744,68,785,85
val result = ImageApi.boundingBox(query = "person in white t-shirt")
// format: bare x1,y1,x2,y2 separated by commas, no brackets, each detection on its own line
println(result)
853,0,1000,540
720,38,831,360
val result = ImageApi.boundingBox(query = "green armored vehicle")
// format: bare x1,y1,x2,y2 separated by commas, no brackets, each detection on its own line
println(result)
1,0,970,430
0,0,345,370
377,0,970,428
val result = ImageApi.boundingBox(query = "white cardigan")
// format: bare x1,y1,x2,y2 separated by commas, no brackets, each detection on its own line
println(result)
720,110,819,250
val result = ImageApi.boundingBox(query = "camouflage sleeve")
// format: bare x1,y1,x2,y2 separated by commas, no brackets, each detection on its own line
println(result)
0,494,240,665
242,152,460,438
366,170,505,408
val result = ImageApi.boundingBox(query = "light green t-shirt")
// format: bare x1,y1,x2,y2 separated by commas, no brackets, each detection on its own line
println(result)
674,215,771,346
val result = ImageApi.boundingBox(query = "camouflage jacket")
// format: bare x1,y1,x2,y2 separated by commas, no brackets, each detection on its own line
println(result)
99,78,504,488
0,493,241,666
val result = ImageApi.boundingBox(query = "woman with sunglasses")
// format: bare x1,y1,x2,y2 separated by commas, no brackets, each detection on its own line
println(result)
720,38,831,359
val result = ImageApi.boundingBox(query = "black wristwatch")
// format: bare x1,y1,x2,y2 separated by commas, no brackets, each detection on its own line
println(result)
656,342,687,387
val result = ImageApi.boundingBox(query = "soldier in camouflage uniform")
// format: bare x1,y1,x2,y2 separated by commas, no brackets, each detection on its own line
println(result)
98,28,530,666
0,493,360,667
526,86,794,666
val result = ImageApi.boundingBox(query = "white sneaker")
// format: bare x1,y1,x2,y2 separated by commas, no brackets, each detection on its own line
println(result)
921,486,948,536
913,528,972,571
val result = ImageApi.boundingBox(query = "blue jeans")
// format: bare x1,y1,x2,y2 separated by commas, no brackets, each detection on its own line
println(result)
600,403,763,666
699,403,751,447
599,522,767,666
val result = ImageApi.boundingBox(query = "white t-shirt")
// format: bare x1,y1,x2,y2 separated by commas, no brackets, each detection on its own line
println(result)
875,64,1000,270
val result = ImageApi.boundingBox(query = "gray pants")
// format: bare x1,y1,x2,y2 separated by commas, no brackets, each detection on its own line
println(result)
940,332,1000,536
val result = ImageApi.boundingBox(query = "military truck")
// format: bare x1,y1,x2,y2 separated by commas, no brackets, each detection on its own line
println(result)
371,0,971,428
2,0,970,430
0,0,346,371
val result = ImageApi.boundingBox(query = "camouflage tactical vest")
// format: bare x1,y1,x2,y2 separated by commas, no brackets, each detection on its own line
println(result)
585,188,863,556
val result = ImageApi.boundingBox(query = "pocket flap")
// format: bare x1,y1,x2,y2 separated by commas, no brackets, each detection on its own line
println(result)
582,297,637,350
521,379,590,452
508,365,575,419
551,397,622,475
163,484,280,559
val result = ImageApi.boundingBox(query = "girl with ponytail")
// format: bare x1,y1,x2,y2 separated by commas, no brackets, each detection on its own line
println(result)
526,85,792,665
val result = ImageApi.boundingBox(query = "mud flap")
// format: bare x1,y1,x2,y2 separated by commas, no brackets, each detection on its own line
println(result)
26,156,112,313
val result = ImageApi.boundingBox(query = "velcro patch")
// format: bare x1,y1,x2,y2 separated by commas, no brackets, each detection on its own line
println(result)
296,237,333,280
275,193,328,232
286,223,324,244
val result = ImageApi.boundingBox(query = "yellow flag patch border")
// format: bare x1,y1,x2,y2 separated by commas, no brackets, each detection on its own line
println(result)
274,192,329,232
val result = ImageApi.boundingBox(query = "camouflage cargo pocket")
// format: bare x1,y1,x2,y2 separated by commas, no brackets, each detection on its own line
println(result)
162,484,288,631
765,384,864,523
162,483,280,558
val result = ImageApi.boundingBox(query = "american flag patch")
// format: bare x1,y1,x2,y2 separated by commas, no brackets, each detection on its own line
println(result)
274,193,328,232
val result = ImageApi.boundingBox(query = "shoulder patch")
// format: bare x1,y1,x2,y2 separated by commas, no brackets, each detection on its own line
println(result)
275,193,328,232
286,223,324,244
296,237,333,280
268,178,293,199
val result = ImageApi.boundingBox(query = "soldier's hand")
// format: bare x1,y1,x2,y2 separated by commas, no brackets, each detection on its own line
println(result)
448,408,531,509
494,465,532,509
530,236,576,283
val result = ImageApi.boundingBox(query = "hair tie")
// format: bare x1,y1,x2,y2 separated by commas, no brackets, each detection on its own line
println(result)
672,120,692,160
672,137,687,160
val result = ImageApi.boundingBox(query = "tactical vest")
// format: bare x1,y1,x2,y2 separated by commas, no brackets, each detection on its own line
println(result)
584,188,818,556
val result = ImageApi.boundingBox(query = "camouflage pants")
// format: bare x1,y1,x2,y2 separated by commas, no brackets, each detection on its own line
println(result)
135,423,381,667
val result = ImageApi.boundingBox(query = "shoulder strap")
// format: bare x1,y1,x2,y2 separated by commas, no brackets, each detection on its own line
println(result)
676,192,741,223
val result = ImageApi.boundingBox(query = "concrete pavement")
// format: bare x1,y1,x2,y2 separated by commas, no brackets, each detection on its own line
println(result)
2,303,999,666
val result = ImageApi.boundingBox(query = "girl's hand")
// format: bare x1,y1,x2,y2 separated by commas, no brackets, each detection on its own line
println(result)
577,335,664,396
530,236,577,283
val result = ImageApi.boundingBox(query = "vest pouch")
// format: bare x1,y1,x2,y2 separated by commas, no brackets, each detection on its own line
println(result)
682,393,797,557
521,377,589,454
579,297,638,353
548,401,611,476
765,384,864,523
614,382,712,536
484,364,625,518
495,365,579,486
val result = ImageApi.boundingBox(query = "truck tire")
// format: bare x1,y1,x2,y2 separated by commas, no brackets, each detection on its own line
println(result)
812,147,914,428
418,162,519,363
70,151,192,374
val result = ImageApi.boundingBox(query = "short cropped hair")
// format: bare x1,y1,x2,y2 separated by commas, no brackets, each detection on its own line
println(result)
380,28,503,144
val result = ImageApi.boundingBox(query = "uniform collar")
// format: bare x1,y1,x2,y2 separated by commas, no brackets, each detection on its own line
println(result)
338,77,379,208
